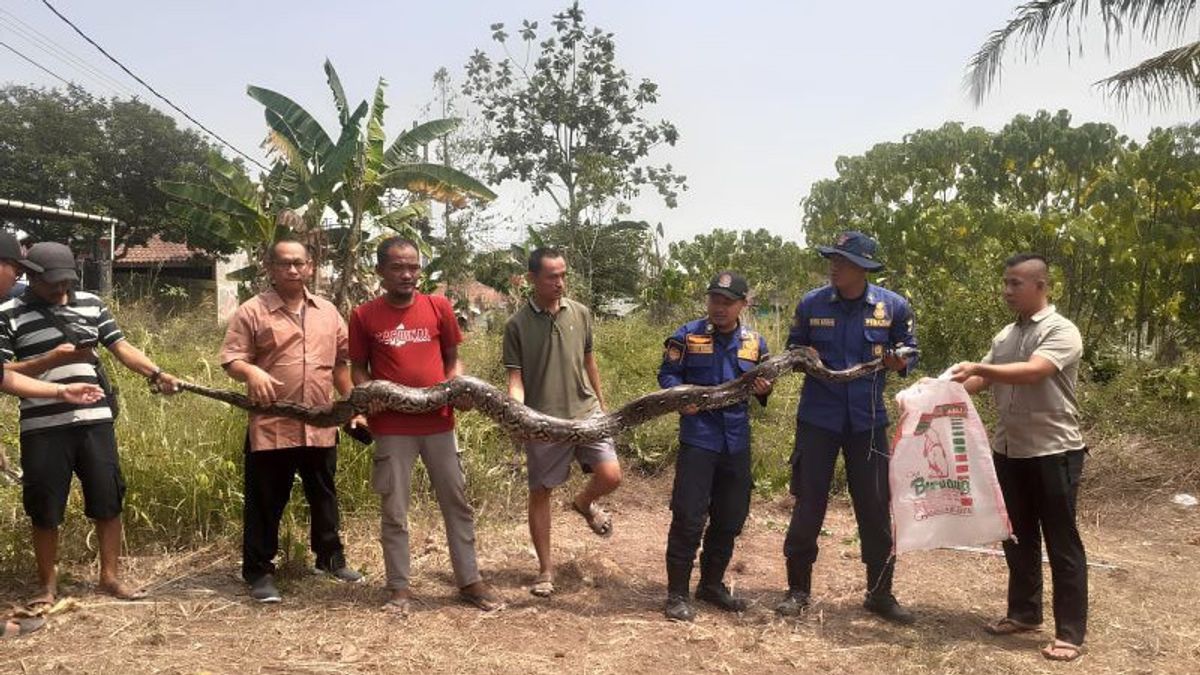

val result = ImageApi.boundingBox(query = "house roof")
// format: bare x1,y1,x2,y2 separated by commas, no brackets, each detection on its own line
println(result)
435,279,505,308
115,234,211,268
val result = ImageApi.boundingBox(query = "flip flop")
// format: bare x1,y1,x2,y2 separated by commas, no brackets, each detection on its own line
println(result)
1042,639,1083,662
530,573,555,598
23,596,54,614
571,500,613,537
984,617,1041,636
98,584,148,601
459,587,506,612
1,616,46,639
382,597,411,617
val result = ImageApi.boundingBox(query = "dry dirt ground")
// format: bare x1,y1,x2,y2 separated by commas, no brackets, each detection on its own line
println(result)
3,437,1199,674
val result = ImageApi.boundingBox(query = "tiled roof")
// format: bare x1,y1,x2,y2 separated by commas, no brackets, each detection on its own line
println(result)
434,280,506,308
115,234,210,267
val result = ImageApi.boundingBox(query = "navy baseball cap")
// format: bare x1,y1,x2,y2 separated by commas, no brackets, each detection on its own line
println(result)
816,230,884,271
707,271,749,300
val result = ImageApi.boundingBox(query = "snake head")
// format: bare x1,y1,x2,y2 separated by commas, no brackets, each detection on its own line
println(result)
889,346,919,361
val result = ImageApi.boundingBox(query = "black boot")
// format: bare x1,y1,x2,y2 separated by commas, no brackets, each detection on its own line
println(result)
863,561,914,625
696,557,747,613
775,558,811,617
664,563,695,622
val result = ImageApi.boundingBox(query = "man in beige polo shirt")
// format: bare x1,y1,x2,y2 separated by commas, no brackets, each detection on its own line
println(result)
951,253,1087,662
504,247,621,598
220,239,364,603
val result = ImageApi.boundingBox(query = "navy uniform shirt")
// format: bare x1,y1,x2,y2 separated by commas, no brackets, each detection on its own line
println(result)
786,283,917,434
658,319,770,453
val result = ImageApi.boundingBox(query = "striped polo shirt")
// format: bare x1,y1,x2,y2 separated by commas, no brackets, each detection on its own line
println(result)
0,290,125,434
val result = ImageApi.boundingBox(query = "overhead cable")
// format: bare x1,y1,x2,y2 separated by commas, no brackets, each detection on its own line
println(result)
39,0,268,170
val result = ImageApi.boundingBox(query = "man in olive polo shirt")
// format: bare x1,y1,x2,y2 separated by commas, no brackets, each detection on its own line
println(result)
951,253,1088,663
504,247,622,598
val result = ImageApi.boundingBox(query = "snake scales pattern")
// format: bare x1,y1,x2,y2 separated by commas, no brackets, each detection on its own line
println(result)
169,347,917,443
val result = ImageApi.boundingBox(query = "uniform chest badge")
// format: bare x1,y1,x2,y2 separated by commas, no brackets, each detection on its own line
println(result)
865,302,892,328
685,334,714,354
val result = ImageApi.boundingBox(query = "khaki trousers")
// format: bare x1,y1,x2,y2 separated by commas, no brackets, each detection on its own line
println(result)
372,431,481,590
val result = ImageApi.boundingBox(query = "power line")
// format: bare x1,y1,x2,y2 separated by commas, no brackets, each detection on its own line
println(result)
0,39,72,87
0,9,138,97
38,0,268,170
0,16,137,98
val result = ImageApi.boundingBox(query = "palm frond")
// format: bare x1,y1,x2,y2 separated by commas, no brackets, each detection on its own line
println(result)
966,0,1083,105
965,0,1200,105
1097,39,1200,107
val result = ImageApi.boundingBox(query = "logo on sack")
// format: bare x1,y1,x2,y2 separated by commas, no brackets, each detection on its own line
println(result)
908,401,974,520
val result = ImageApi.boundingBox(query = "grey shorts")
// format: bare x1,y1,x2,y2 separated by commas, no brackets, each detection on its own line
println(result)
524,437,618,490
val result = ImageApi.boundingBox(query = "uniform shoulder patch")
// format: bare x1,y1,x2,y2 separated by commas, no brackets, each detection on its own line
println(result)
737,336,759,362
664,337,685,363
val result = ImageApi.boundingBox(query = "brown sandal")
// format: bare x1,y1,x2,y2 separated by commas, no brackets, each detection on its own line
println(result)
571,500,613,537
984,617,1041,636
1041,639,1083,661
530,573,555,598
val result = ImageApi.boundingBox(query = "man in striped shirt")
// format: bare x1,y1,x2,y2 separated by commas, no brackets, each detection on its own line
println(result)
0,242,179,608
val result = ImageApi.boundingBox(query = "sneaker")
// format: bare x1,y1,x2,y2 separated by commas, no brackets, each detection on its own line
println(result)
318,565,365,583
695,583,748,613
664,593,696,622
774,589,811,617
863,593,915,625
249,574,282,603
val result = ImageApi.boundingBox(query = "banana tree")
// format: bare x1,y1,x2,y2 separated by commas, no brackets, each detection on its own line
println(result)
159,152,303,286
247,60,498,311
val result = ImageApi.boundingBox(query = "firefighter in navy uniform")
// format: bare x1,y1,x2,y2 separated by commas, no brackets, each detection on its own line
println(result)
658,272,773,622
775,231,919,624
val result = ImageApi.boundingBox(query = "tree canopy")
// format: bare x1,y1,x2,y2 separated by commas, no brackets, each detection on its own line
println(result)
0,85,219,253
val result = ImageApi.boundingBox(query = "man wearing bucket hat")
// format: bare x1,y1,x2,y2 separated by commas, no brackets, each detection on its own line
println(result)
657,271,773,621
0,241,180,608
775,231,919,624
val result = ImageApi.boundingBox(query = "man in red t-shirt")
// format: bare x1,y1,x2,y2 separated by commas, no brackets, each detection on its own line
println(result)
349,237,503,615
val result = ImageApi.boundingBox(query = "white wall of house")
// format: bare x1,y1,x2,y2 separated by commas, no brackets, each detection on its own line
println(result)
214,251,248,324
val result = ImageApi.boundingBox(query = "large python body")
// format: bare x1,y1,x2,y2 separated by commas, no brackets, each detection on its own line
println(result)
171,346,917,443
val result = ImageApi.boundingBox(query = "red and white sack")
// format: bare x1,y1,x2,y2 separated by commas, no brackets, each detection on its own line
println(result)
890,378,1011,554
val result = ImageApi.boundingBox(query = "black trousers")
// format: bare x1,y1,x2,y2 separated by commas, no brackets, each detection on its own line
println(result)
783,422,892,570
993,450,1088,646
665,444,752,582
242,439,346,583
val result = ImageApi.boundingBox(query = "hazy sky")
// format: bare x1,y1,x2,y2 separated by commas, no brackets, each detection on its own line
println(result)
2,0,1195,247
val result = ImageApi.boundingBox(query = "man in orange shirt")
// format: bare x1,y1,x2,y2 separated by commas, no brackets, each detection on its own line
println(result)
220,239,364,602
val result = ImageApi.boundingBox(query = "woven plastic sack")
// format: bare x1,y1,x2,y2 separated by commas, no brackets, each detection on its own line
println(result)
890,378,1011,554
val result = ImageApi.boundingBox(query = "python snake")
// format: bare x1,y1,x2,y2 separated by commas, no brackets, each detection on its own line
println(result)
167,346,916,443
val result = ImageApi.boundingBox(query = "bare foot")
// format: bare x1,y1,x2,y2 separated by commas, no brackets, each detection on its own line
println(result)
97,580,147,600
